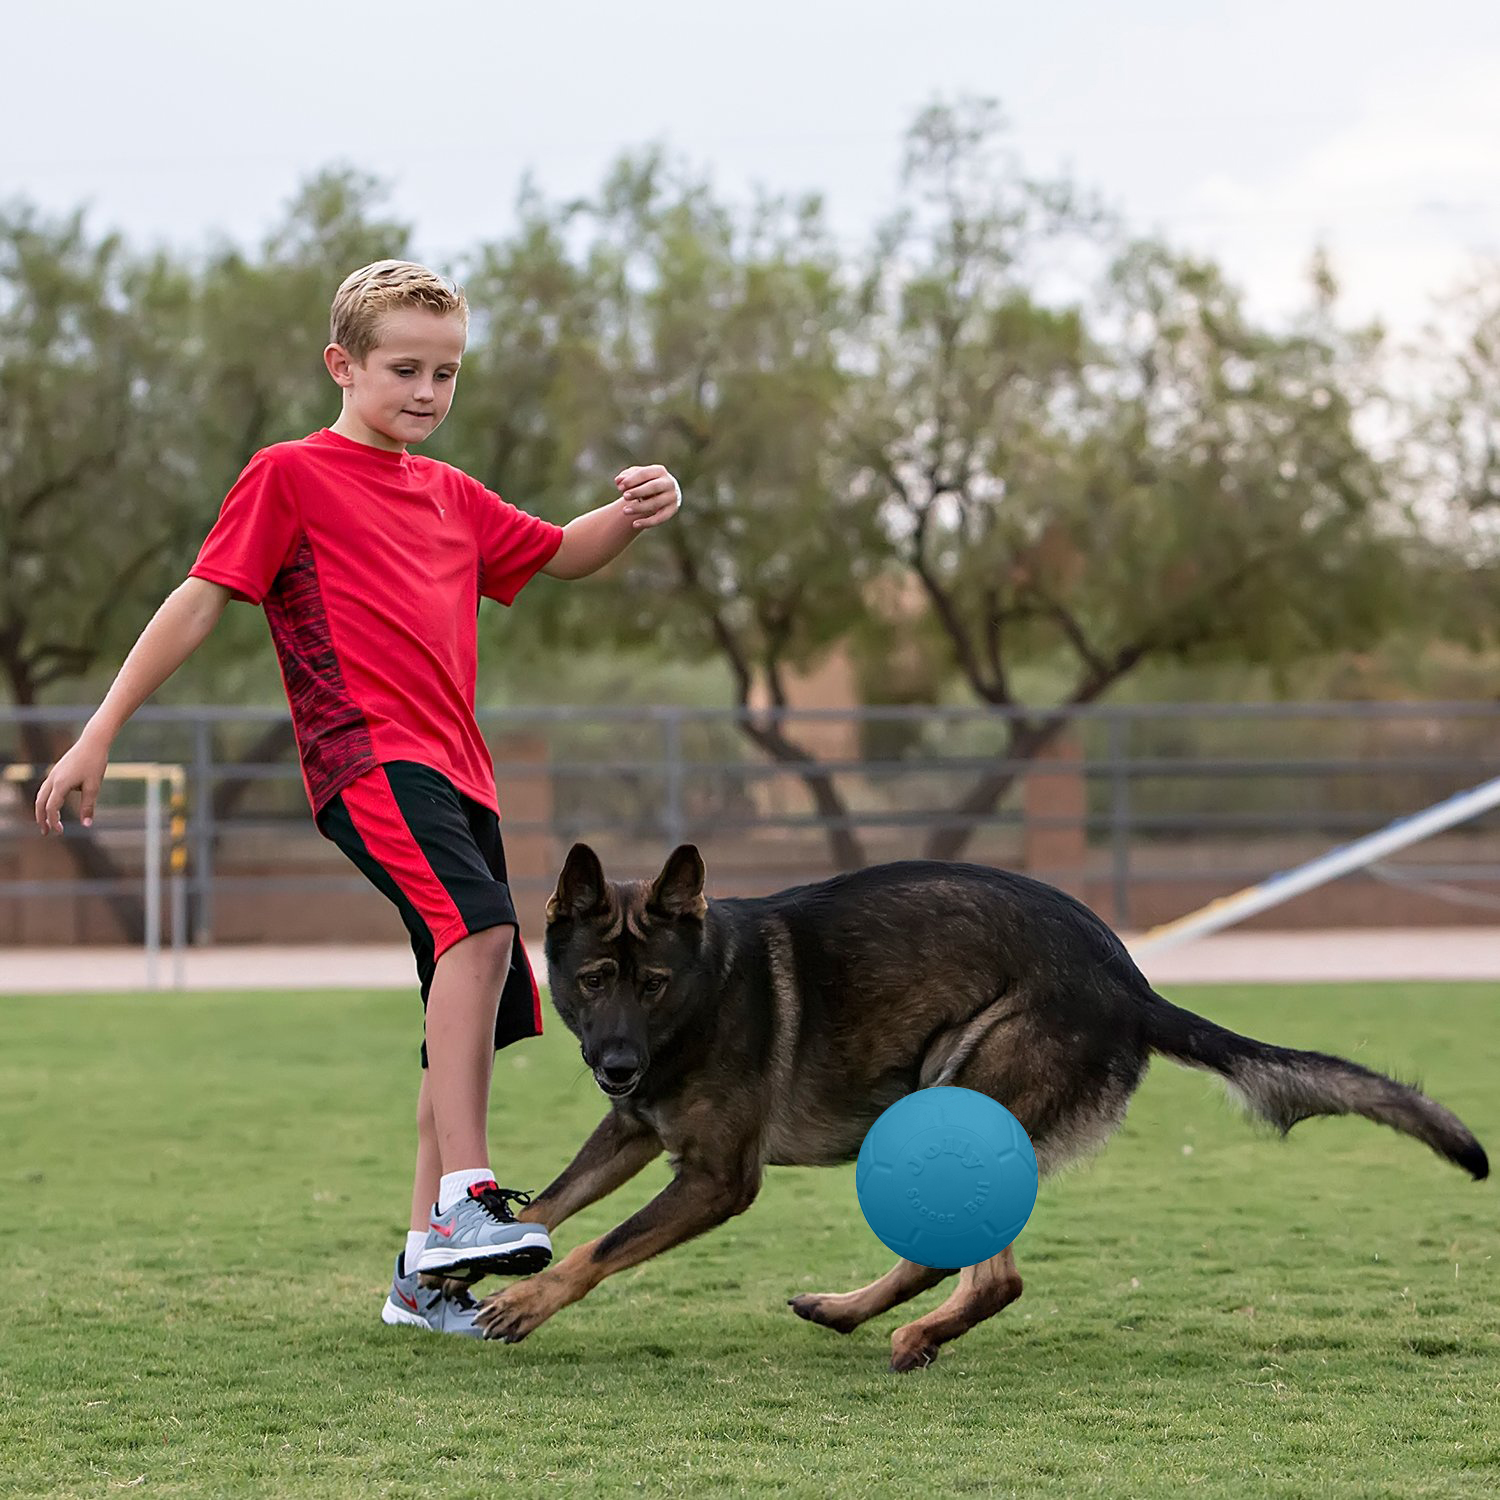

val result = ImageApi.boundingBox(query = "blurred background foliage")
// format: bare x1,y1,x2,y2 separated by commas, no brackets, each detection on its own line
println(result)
4,98,1498,724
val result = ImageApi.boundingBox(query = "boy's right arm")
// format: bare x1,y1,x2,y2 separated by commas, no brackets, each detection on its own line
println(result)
34,576,232,834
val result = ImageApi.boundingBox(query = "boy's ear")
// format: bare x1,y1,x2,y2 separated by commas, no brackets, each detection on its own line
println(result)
547,843,609,923
646,844,707,921
323,343,355,387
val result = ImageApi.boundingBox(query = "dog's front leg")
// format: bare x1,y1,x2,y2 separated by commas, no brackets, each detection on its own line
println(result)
519,1109,664,1234
421,1110,665,1295
476,1159,760,1343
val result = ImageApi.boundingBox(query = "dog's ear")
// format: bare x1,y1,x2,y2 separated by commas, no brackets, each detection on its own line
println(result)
547,843,609,923
646,844,707,921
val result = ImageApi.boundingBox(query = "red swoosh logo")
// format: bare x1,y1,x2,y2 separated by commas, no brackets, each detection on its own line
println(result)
429,1220,454,1238
396,1288,420,1311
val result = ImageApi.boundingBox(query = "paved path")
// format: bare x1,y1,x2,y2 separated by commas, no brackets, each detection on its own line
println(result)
2,929,1498,994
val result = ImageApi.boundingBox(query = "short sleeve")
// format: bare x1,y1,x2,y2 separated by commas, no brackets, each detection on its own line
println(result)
190,449,300,605
469,479,565,606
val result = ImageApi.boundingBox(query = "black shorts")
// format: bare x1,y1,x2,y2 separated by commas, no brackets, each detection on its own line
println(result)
316,761,543,1067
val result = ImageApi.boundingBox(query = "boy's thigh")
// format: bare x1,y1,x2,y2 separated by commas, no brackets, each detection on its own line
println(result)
456,791,543,1049
318,762,516,959
465,795,513,885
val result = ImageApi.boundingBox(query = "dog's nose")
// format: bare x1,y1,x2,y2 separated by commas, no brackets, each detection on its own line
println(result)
597,1041,643,1077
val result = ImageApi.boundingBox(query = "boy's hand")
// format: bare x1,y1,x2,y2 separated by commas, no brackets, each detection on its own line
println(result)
614,465,682,530
35,735,110,834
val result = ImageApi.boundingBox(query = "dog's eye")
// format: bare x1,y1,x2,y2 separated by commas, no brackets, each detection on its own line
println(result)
641,975,666,995
582,973,605,991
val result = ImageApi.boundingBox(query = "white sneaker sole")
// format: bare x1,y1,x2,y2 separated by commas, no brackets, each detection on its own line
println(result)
418,1230,552,1273
382,1299,434,1330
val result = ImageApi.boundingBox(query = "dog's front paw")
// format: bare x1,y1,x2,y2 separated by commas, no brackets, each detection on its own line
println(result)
476,1275,564,1342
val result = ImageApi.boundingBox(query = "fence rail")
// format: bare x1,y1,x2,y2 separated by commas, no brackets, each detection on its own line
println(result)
4,701,1500,946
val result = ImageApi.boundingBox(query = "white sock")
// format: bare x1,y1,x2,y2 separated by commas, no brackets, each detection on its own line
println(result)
403,1231,427,1277
438,1167,494,1213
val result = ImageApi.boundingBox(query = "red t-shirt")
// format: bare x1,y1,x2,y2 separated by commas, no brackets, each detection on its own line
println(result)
191,428,564,816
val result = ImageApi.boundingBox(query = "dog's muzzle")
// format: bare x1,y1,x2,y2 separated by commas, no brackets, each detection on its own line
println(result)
594,1067,642,1098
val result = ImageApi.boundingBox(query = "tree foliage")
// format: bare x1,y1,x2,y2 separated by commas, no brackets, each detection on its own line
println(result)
1,104,1487,874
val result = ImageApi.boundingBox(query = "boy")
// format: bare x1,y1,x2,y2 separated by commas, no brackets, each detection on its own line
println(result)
34,259,682,1338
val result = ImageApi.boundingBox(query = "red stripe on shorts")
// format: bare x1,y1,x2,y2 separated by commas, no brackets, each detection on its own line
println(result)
523,950,543,1033
339,768,468,955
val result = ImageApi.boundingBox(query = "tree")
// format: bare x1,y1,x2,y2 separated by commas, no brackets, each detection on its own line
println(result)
524,151,885,866
0,205,198,713
0,201,199,929
0,173,417,934
452,107,1436,872
162,171,421,857
846,104,1423,860
1418,268,1500,519
5,113,1475,889
435,179,614,662
181,167,417,704
1404,269,1500,651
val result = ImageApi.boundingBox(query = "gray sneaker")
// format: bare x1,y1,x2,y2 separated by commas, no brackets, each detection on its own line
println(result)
381,1253,484,1337
418,1180,553,1279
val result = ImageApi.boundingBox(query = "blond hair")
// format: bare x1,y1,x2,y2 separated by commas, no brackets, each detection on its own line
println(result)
329,259,469,363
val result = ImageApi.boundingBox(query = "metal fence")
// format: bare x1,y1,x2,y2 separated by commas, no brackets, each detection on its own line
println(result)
4,700,1500,945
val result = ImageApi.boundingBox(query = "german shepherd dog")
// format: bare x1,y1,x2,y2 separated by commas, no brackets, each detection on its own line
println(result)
470,845,1488,1370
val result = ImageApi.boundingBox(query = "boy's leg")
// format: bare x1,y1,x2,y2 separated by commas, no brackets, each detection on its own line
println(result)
316,762,552,1289
417,921,550,1279
380,1062,501,1338
411,1071,442,1237
423,923,512,1172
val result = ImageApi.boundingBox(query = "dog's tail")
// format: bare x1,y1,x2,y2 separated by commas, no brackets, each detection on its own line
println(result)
1138,992,1488,1180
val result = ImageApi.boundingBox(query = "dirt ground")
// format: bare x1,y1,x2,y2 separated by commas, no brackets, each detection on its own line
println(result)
2,928,1498,994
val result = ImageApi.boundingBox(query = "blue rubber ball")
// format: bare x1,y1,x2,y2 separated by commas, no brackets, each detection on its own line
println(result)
856,1087,1038,1268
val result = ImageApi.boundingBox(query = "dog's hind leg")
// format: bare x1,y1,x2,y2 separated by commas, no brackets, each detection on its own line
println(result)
781,1003,1020,1338
788,1259,954,1335
888,1246,1023,1373
918,992,1025,1089
936,993,1142,1178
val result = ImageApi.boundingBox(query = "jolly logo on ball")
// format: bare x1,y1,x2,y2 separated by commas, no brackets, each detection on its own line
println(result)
906,1137,992,1223
907,1135,987,1174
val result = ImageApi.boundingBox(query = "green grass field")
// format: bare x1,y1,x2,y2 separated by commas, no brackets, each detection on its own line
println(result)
1,981,1496,1498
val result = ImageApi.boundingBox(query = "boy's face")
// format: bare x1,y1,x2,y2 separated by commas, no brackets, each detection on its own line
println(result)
325,307,466,452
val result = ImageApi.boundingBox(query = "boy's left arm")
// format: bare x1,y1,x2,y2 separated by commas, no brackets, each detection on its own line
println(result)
542,465,682,580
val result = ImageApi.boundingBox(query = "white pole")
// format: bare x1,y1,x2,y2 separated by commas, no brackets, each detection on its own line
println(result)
4,761,186,989
1132,775,1500,957
144,772,161,989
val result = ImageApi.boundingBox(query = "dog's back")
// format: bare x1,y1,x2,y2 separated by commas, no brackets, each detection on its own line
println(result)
716,860,1486,1180
716,861,1155,1171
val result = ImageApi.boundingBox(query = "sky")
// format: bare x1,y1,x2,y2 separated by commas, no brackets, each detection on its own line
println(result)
5,0,1500,340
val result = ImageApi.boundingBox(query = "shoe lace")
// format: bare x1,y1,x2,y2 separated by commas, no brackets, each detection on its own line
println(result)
474,1185,533,1224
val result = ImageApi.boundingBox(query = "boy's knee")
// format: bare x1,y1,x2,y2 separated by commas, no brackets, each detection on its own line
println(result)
476,922,514,958
450,922,513,972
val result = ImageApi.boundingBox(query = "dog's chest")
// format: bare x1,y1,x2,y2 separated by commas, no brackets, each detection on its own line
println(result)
762,1097,868,1167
